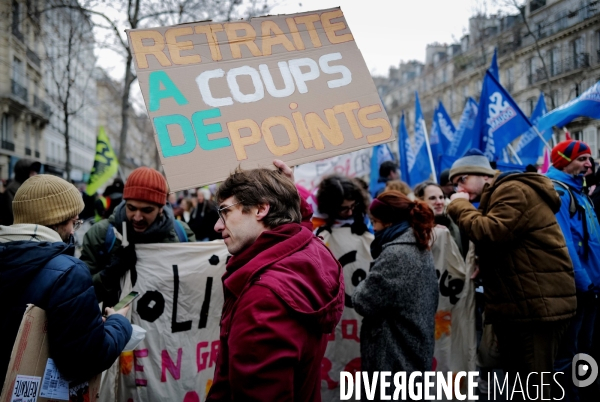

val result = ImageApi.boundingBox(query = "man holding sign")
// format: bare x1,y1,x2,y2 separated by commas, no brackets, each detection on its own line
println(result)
207,161,344,401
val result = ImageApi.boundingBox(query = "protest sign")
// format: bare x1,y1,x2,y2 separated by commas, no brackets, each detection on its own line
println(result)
1,306,101,402
294,148,371,193
127,8,394,191
317,227,373,402
102,241,228,402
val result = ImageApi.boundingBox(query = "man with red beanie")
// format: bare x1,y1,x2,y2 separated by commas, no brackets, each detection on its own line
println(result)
546,140,600,401
206,161,344,401
81,167,195,306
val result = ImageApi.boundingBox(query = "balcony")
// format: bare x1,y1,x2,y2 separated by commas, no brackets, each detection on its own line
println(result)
11,79,28,103
33,95,51,116
35,150,40,158
1,140,15,151
25,147,32,156
533,53,590,83
26,47,40,67
12,25,24,42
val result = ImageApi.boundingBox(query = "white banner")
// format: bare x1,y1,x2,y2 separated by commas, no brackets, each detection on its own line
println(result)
294,148,372,193
317,227,373,402
100,241,228,402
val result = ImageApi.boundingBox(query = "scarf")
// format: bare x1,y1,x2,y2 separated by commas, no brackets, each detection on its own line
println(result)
370,220,411,259
111,201,176,244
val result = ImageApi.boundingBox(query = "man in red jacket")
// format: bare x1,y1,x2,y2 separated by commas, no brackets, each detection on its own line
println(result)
207,160,344,401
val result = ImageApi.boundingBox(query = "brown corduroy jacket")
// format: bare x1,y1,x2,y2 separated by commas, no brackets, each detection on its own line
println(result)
447,171,577,324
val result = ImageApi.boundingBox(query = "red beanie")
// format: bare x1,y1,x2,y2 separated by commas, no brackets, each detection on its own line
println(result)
551,140,591,170
124,167,168,206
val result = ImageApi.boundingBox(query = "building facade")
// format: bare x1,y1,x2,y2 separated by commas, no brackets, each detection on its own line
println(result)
377,0,600,162
0,0,50,181
43,1,97,182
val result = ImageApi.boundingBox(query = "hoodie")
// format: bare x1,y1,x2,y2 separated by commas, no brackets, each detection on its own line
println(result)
0,224,132,383
546,166,600,292
447,172,577,323
207,223,344,402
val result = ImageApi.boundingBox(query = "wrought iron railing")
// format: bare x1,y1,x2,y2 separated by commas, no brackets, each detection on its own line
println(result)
11,79,28,102
1,140,15,151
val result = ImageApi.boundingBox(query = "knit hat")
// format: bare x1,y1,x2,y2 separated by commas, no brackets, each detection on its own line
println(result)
551,140,591,170
123,167,168,206
13,174,85,226
449,149,496,181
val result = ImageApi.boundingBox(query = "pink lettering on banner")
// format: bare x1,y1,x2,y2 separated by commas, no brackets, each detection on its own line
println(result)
320,357,339,390
183,391,200,402
196,341,209,372
341,319,360,342
210,341,220,367
134,349,149,386
161,348,183,382
344,357,361,374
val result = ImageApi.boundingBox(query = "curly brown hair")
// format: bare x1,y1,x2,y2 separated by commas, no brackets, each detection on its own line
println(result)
216,167,301,228
372,191,435,250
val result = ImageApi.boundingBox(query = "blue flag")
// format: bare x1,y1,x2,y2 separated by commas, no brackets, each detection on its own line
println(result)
489,48,499,82
514,93,548,165
369,143,395,198
398,113,411,185
477,70,534,161
441,97,478,170
430,101,456,174
411,92,435,185
537,81,600,133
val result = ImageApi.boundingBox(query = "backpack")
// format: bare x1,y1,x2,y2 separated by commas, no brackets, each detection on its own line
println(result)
100,220,189,256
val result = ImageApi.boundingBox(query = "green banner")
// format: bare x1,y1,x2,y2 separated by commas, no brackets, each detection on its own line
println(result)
86,127,119,196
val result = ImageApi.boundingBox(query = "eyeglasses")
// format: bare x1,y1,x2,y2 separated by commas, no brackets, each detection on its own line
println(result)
339,202,358,213
452,175,469,190
73,219,83,231
217,201,242,224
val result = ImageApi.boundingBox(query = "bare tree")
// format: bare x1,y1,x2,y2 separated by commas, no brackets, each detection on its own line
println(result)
43,3,95,180
493,0,557,108
40,0,272,168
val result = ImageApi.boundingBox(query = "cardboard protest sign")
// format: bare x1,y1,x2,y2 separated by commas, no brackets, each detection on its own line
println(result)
127,8,394,191
1,306,101,402
317,227,373,402
104,241,228,402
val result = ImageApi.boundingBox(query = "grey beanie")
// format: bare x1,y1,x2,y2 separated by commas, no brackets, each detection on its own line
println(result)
449,149,496,181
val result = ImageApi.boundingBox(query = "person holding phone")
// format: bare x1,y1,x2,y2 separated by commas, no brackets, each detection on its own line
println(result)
0,175,132,384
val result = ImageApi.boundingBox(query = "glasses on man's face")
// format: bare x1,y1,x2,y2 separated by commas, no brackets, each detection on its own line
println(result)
217,201,242,224
452,175,469,191
73,219,83,231
339,202,358,213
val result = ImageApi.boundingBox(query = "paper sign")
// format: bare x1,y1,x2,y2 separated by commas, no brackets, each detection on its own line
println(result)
127,7,394,191
39,359,69,400
9,375,40,402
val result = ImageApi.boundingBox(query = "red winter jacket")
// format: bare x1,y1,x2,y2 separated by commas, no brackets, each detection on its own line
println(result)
207,223,344,401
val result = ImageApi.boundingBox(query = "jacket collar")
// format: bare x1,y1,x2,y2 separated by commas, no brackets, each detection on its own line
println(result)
546,166,584,191
223,223,314,297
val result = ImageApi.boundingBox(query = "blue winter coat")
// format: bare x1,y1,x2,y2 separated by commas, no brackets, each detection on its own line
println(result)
0,240,132,383
546,166,600,292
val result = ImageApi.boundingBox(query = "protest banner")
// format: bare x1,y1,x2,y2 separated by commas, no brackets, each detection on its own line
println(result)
430,226,476,377
100,241,228,402
294,148,371,193
317,227,373,402
127,8,394,191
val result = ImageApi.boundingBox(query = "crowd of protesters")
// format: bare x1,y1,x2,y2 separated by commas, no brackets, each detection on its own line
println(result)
2,138,600,401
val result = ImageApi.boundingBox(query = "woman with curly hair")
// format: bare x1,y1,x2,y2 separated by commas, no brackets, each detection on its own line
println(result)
353,190,438,380
313,174,370,235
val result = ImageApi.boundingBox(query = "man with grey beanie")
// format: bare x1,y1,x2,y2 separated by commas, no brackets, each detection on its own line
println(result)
446,149,576,400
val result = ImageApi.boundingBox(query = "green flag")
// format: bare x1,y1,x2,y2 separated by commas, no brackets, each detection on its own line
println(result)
86,127,119,196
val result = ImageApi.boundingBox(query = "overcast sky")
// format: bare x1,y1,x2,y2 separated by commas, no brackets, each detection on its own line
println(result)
271,0,509,76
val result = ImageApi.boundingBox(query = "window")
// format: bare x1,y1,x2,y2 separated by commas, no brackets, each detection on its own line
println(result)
528,98,536,115
12,58,23,84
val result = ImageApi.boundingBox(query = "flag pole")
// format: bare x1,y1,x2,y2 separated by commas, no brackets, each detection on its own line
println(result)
506,144,524,165
532,125,552,152
422,121,438,183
